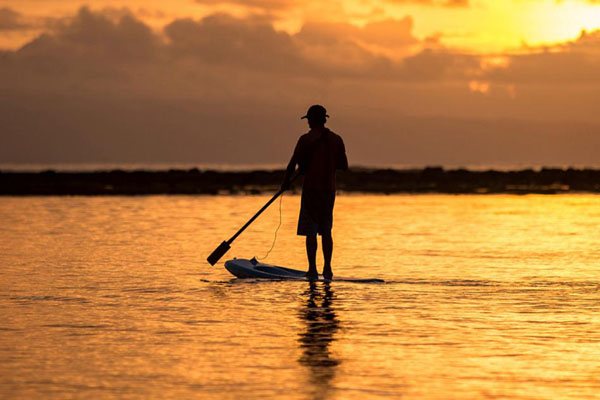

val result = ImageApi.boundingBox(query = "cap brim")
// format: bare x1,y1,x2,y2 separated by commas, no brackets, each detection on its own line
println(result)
300,114,329,119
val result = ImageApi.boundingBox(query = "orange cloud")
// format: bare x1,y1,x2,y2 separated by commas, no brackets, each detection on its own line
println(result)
482,31,600,84
384,0,469,7
195,0,298,9
2,6,600,167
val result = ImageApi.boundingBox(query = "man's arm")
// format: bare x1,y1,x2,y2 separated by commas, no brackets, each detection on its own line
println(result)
281,153,298,191
337,138,348,171
282,137,303,190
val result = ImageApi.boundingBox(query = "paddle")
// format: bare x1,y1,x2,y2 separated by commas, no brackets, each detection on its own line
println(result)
207,174,299,266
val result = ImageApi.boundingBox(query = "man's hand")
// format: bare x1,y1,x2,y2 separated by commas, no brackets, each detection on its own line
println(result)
281,179,291,192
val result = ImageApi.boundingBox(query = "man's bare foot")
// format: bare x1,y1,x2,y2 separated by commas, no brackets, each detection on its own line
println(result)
323,267,333,281
305,270,319,280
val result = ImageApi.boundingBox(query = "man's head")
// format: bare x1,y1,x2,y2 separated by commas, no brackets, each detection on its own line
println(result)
301,105,329,128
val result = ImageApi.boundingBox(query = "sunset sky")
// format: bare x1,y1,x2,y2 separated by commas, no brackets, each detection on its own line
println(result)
2,0,600,167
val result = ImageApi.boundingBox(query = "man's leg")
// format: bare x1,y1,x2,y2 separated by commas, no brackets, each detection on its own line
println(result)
322,232,333,279
306,235,318,279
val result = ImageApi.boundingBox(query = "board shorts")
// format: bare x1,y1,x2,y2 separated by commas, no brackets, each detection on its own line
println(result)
297,189,336,236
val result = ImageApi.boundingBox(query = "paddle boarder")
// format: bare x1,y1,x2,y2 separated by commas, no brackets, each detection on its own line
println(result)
282,105,348,280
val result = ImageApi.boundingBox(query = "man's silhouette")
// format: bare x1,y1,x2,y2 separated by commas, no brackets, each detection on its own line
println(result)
283,105,348,280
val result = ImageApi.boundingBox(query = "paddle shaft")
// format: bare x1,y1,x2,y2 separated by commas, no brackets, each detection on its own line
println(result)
206,174,299,265
230,188,283,243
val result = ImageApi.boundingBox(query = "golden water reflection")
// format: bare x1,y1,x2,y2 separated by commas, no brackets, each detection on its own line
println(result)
298,282,340,400
2,195,600,399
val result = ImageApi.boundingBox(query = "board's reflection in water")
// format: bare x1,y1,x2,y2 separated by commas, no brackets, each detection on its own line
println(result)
298,281,340,399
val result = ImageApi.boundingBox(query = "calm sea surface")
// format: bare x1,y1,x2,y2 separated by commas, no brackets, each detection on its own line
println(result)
1,194,600,399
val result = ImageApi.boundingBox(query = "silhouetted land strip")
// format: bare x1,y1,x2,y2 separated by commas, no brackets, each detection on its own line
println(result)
1,167,600,195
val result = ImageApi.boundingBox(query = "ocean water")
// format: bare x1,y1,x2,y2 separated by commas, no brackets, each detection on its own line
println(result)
1,194,599,399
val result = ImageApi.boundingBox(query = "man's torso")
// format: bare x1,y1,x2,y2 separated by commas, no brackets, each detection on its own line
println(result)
294,128,345,191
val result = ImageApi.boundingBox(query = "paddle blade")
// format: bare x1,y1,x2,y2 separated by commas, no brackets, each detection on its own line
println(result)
207,241,230,266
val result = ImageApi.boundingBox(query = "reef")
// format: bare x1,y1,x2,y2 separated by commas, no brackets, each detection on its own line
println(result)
1,167,599,195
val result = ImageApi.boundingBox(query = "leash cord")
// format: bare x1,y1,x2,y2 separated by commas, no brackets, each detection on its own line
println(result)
257,193,283,261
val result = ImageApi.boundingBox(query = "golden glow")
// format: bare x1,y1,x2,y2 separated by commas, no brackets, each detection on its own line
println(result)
385,0,600,52
3,0,600,53
514,1,600,46
469,80,490,94
480,56,511,71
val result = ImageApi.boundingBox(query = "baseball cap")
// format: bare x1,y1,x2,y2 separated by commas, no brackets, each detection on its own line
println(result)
301,105,329,120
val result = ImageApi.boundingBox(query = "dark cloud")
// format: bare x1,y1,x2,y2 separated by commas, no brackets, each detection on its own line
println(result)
164,14,310,74
294,17,424,78
54,7,159,61
0,7,30,31
3,7,159,90
2,7,600,167
397,48,479,81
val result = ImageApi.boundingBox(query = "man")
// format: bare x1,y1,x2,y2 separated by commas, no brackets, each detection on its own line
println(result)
282,105,348,280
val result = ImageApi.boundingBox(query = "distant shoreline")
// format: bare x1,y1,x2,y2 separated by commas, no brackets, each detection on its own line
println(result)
1,167,599,195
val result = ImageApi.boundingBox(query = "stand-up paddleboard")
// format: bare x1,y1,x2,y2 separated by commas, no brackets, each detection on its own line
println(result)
224,258,384,283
